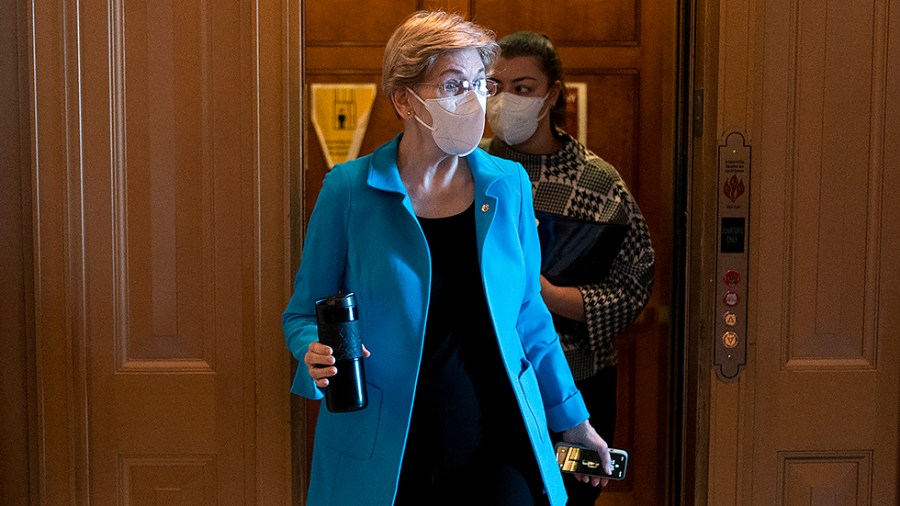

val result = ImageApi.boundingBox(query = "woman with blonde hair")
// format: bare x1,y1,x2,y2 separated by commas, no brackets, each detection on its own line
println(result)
283,11,610,505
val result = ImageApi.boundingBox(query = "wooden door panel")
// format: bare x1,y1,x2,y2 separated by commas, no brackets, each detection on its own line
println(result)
701,0,900,503
780,452,872,505
28,0,293,503
118,0,218,368
303,2,677,505
121,456,217,505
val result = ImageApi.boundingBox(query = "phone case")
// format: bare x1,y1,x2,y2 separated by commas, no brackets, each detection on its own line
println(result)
554,442,628,480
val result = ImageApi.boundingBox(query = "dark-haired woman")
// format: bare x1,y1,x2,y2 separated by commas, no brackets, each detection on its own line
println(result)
484,31,655,505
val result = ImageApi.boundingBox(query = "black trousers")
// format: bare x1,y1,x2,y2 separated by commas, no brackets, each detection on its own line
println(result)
557,366,618,506
394,454,549,506
395,388,549,506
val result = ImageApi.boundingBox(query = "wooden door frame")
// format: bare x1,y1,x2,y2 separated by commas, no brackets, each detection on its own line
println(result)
291,1,309,503
679,0,739,502
670,0,715,503
1,0,38,503
671,0,702,503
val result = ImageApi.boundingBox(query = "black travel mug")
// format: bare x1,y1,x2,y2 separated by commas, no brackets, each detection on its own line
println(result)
315,292,367,412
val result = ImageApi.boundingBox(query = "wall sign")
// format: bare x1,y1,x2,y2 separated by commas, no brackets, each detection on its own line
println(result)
564,82,587,145
310,84,377,168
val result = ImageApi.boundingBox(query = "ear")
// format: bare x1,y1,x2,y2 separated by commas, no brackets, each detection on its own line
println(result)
390,88,414,119
547,80,563,105
539,80,564,121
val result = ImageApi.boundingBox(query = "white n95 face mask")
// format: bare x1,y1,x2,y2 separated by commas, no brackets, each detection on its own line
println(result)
408,88,486,156
486,92,549,146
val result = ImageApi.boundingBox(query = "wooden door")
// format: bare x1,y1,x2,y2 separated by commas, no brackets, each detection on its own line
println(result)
24,0,296,503
689,0,900,503
302,1,678,504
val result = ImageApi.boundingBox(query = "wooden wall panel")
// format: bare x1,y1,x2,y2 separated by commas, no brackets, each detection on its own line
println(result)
473,0,640,45
567,72,640,188
306,0,420,45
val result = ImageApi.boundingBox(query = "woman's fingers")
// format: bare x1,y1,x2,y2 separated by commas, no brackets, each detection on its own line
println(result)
304,342,335,366
304,342,370,387
304,342,336,386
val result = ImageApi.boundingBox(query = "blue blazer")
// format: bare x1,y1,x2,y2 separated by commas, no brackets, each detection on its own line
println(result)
283,135,588,505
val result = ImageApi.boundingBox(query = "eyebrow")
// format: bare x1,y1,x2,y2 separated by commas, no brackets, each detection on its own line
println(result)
436,65,486,80
487,72,540,84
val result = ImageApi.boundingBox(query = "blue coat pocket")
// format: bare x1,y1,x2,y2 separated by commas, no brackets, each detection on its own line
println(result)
317,383,382,460
516,360,548,444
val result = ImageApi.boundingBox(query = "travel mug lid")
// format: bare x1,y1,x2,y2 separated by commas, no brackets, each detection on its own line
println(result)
316,292,356,308
316,292,357,323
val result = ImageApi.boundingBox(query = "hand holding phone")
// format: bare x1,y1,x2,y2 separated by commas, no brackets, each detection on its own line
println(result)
554,442,628,480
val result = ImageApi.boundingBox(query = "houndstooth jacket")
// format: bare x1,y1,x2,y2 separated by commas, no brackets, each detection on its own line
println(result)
485,134,655,380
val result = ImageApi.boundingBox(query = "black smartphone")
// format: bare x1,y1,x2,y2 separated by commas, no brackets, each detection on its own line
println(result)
554,442,628,480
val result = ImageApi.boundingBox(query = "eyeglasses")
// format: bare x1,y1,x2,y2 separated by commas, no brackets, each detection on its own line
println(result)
418,78,499,98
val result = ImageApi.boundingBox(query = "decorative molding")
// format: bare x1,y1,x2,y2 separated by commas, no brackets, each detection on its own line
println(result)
119,454,217,505
777,450,872,504
782,0,881,371
110,0,216,373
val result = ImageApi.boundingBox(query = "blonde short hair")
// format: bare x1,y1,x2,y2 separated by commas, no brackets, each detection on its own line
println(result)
381,11,499,99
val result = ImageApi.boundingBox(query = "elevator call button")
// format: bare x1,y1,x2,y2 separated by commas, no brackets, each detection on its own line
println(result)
723,291,739,307
723,269,740,286
722,332,738,348
723,311,737,326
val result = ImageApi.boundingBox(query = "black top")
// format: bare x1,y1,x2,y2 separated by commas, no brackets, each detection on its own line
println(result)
401,203,524,476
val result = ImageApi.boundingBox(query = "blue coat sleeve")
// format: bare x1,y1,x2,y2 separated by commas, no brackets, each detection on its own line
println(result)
282,166,351,400
511,165,589,432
